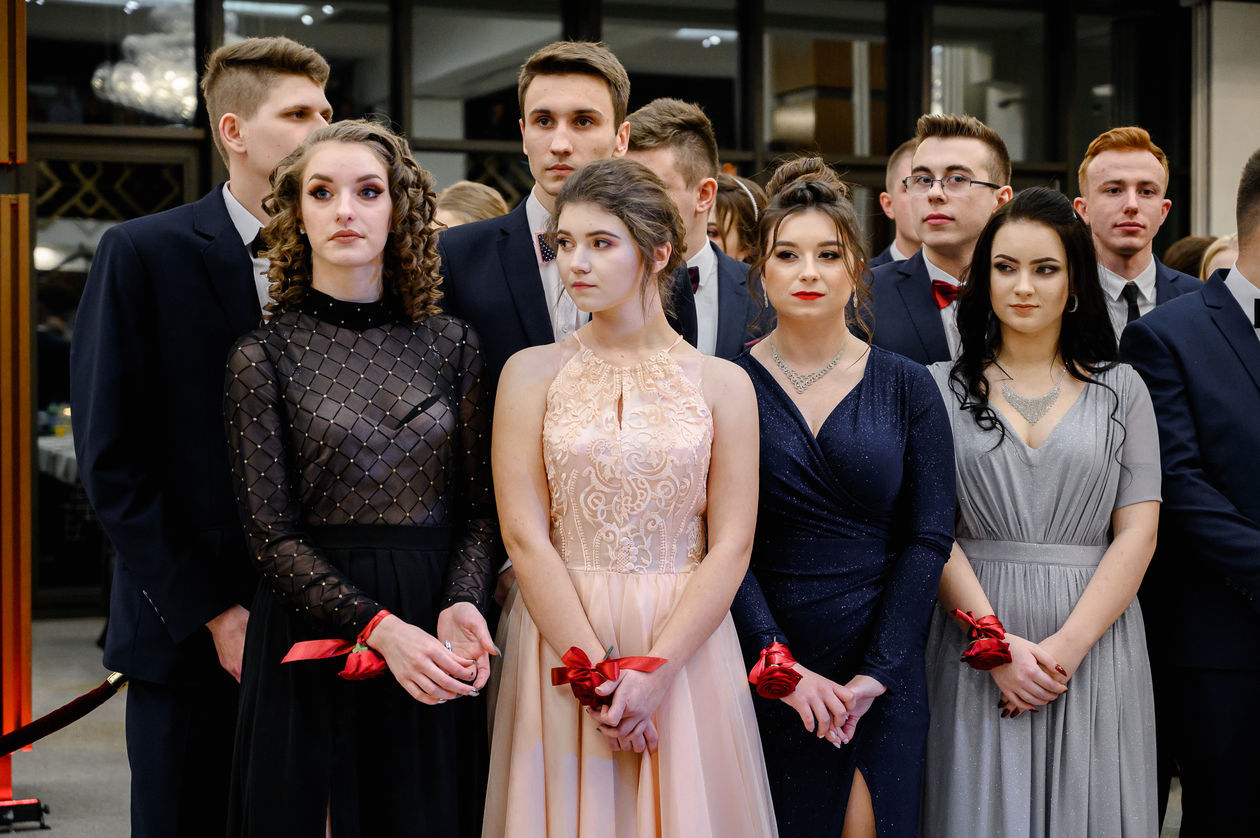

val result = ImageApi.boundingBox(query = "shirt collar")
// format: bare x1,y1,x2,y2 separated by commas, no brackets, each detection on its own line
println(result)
1098,258,1158,303
1223,264,1259,323
221,183,263,249
525,187,554,263
889,241,909,262
922,251,962,286
687,241,718,287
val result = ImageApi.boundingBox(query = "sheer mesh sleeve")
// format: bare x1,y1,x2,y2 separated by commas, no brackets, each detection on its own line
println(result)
225,334,382,639
439,320,497,612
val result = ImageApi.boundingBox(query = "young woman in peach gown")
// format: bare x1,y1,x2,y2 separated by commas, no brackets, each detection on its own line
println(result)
484,158,777,838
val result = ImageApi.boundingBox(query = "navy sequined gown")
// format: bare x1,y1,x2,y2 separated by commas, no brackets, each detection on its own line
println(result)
732,345,955,837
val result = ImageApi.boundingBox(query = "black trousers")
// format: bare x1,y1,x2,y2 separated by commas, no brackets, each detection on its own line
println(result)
1172,666,1260,837
125,672,238,838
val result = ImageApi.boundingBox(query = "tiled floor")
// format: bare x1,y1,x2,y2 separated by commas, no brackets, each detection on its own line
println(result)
8,618,1184,836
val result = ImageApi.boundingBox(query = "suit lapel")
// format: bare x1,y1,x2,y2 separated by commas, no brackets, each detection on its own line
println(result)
1154,258,1184,305
193,186,262,334
895,253,950,362
1202,275,1260,392
497,202,553,347
713,244,749,357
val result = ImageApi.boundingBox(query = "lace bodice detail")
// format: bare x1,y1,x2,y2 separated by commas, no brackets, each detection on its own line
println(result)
542,337,712,574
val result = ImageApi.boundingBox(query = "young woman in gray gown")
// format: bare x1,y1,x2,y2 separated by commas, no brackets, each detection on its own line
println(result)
922,187,1161,836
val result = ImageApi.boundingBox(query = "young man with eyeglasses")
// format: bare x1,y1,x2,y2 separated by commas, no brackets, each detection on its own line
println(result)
864,114,1013,364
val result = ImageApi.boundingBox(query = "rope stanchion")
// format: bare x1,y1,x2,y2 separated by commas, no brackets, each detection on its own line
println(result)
0,672,127,758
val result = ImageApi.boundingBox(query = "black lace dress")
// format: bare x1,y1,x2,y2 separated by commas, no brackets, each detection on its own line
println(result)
223,289,496,837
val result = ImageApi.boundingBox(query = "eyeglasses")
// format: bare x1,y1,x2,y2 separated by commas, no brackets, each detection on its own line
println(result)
902,174,1002,195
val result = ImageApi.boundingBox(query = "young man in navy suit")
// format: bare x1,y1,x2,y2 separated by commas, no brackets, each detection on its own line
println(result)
70,38,331,838
869,137,921,268
626,98,769,359
1075,127,1197,343
865,114,1012,364
1120,148,1260,836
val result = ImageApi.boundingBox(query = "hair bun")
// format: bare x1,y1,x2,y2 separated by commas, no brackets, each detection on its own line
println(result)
766,156,851,205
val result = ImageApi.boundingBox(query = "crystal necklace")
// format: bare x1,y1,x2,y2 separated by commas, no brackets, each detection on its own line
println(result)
770,333,850,394
999,363,1068,424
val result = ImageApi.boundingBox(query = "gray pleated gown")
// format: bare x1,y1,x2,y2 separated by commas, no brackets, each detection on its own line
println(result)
922,362,1160,838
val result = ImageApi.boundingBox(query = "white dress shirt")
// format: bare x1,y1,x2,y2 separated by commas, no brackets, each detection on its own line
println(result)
1223,264,1260,340
689,242,720,356
1099,258,1158,343
889,241,910,262
922,252,962,359
222,183,270,311
526,188,585,343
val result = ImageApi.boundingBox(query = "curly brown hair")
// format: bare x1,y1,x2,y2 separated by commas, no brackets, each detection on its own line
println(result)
260,119,442,323
756,156,873,340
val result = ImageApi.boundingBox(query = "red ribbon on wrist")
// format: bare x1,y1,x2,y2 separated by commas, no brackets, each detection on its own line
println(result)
951,609,1012,670
550,647,667,709
281,609,393,681
748,641,803,699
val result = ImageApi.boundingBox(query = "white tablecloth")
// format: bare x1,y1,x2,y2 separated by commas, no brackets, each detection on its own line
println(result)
38,433,78,485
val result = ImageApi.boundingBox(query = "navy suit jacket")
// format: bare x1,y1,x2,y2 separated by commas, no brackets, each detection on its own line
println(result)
438,200,698,387
71,186,259,684
711,243,773,359
864,251,949,365
1152,257,1199,305
1120,271,1260,669
867,243,897,270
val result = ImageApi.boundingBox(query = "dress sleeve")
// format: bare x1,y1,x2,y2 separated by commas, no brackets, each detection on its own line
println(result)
224,335,383,639
1115,365,1162,509
857,364,957,691
730,565,790,661
439,321,499,612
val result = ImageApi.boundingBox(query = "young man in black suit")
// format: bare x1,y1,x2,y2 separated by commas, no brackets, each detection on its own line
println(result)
626,97,769,359
869,137,921,268
1120,148,1260,836
70,37,332,838
1075,126,1197,342
865,114,1012,364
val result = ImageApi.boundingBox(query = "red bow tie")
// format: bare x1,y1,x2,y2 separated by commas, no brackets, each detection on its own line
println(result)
931,279,961,309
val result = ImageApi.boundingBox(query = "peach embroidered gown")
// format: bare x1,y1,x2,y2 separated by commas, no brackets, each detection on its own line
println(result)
483,334,778,838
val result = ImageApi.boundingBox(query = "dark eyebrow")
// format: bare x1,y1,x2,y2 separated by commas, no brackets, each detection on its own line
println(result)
772,240,842,248
586,229,622,239
992,253,1062,265
305,173,384,184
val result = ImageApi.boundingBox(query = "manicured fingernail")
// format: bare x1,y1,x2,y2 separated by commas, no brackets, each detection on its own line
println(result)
470,689,479,697
493,644,503,656
438,699,447,704
1029,707,1039,713
1000,709,1010,718
1055,665,1067,676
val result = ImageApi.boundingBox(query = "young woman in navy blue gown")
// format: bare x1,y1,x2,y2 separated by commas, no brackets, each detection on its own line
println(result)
730,157,956,837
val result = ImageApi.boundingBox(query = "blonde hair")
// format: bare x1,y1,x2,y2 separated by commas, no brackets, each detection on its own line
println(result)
260,120,442,323
1077,126,1170,193
1200,233,1239,281
435,181,509,225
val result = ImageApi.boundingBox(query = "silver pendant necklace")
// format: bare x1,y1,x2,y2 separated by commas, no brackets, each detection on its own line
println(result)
1000,363,1068,424
770,333,850,394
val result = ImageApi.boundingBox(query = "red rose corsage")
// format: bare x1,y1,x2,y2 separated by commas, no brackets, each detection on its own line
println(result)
551,647,667,709
952,609,1012,671
281,609,393,681
748,640,803,699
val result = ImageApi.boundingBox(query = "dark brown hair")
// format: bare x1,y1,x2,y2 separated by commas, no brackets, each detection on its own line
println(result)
712,173,768,265
200,37,330,166
549,158,685,315
627,98,719,187
517,41,630,126
1236,146,1260,248
756,156,872,339
915,113,1012,186
260,119,442,323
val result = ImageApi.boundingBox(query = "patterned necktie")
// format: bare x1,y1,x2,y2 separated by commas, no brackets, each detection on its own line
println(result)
1121,282,1141,324
931,279,960,309
688,266,700,294
537,233,556,263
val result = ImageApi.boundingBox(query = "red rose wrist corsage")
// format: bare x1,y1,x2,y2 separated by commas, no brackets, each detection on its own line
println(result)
952,609,1012,670
281,608,393,681
748,640,803,699
551,647,667,709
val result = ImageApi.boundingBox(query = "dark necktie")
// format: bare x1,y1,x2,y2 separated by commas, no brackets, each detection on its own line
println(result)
1121,281,1141,324
249,231,266,259
931,279,960,309
537,233,556,263
688,266,700,294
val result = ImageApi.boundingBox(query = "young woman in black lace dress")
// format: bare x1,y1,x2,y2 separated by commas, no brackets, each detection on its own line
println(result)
224,119,498,837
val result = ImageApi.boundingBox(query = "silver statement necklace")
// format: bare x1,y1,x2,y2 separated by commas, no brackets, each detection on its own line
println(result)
770,333,850,394
1000,363,1068,424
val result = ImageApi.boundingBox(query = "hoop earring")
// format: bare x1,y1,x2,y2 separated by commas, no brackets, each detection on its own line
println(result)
1065,294,1078,313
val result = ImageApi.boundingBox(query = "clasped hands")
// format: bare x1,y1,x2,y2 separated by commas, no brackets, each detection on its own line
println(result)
585,667,671,755
991,631,1082,718
781,666,885,750
368,602,498,706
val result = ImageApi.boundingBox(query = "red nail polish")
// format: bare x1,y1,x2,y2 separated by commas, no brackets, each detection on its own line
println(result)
1055,665,1067,676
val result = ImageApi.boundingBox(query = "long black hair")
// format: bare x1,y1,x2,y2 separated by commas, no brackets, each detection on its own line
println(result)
949,186,1118,438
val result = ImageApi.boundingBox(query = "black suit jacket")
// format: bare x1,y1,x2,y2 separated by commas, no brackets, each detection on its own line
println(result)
1120,271,1260,670
864,251,949,365
711,243,773,359
71,186,259,684
439,200,698,386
